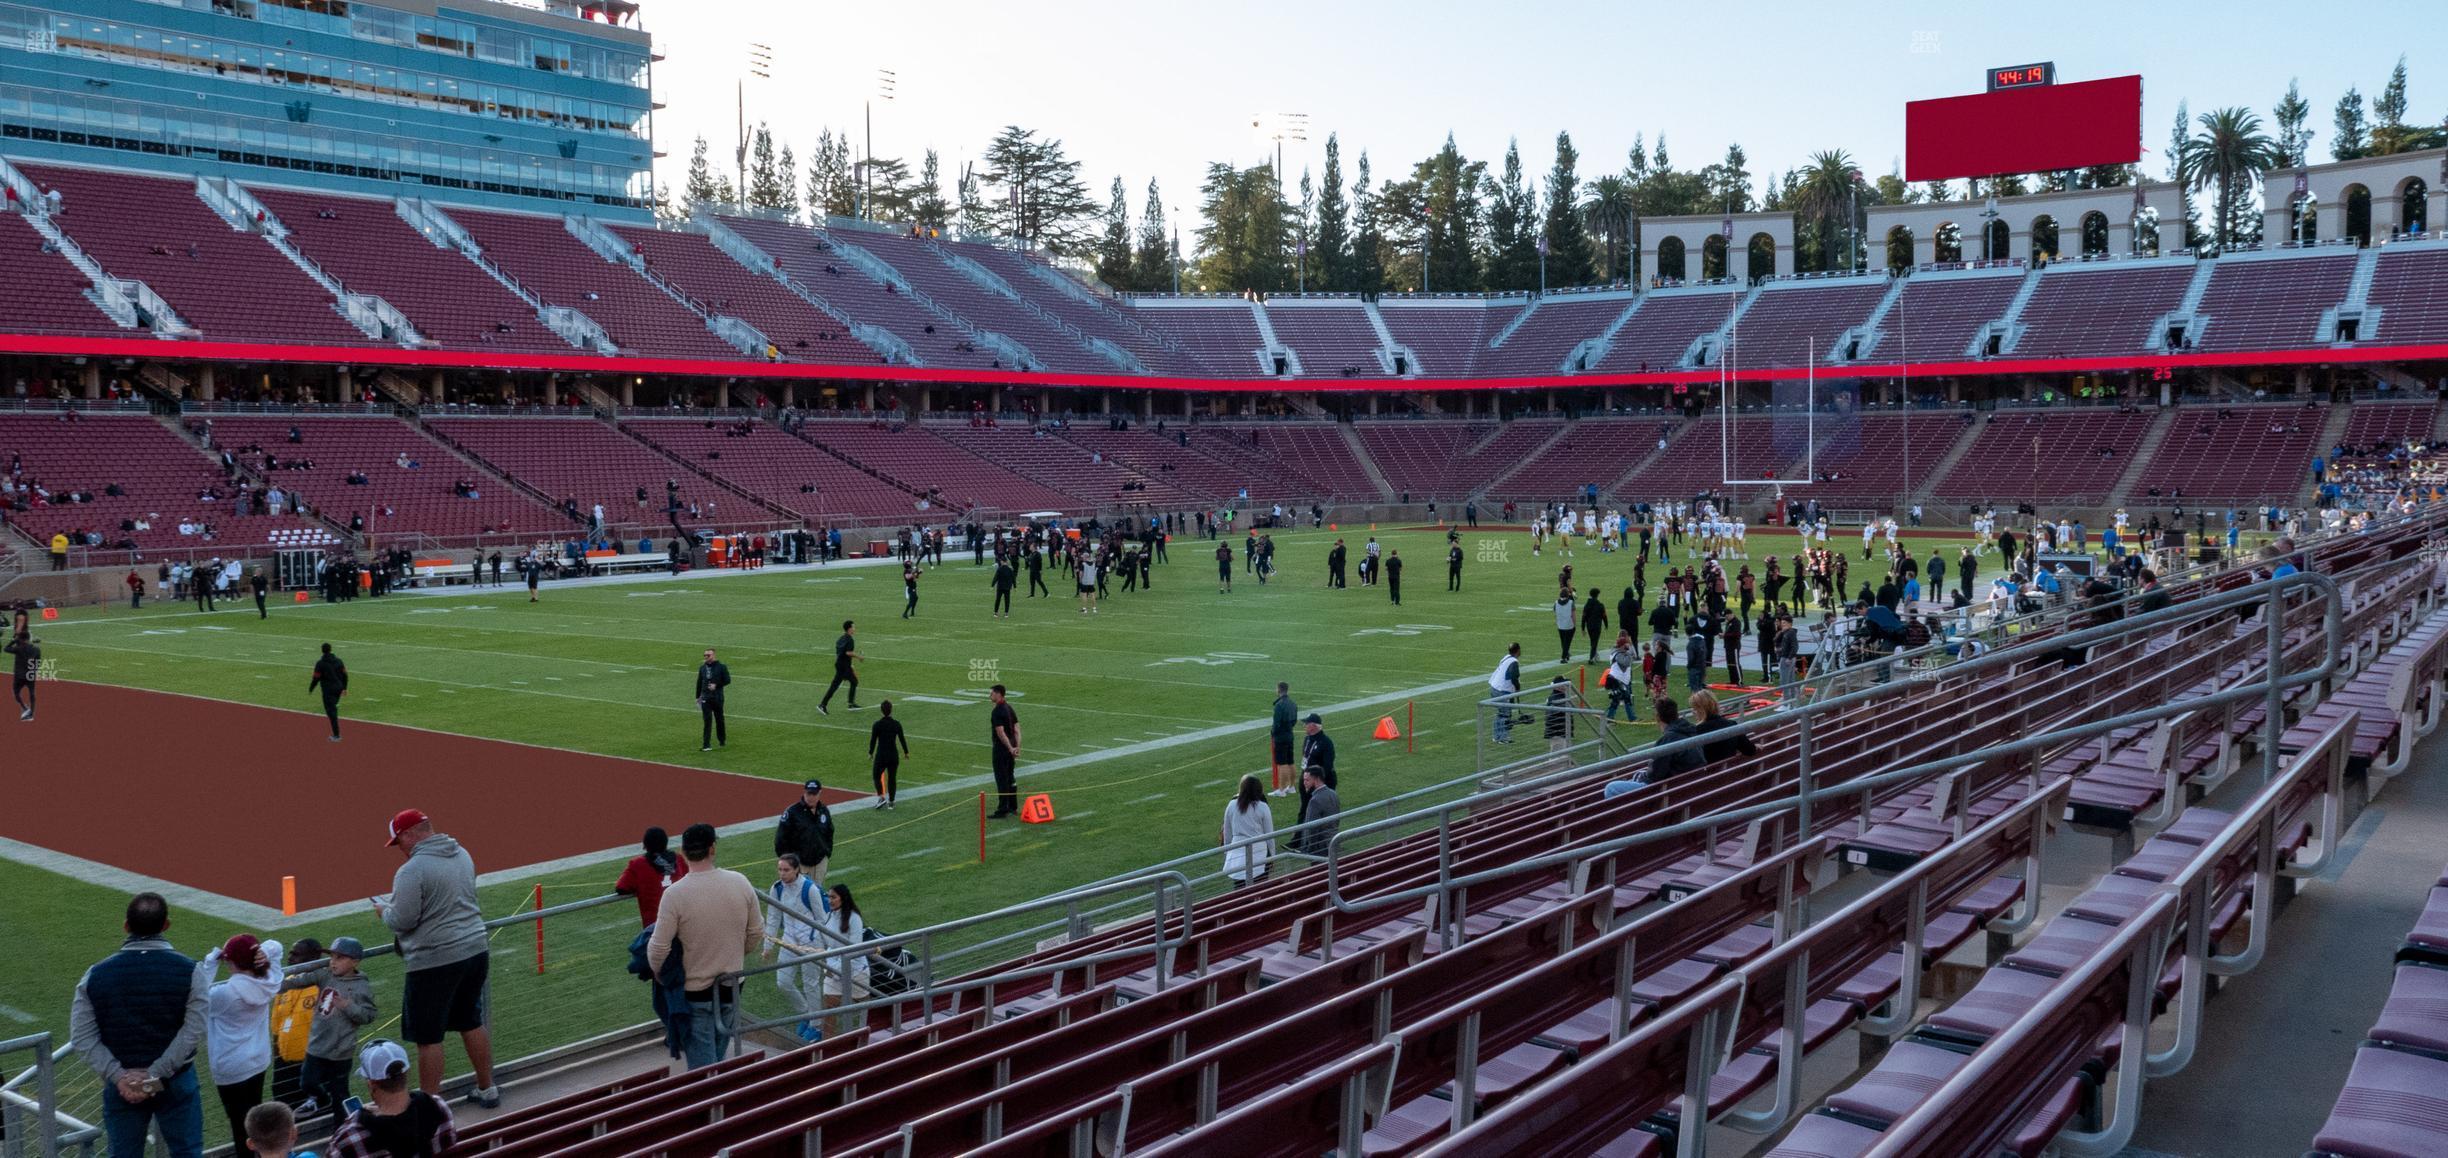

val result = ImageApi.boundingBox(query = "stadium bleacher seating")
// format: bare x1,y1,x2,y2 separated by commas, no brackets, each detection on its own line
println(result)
1484,416,1670,500
1879,271,2023,362
949,239,1196,374
1129,302,1272,377
796,422,1081,514
2338,400,2438,449
1207,423,1380,500
2130,405,2326,502
2189,252,2358,352
1803,412,1975,502
424,417,732,533
609,225,881,365
0,211,128,337
246,185,573,355
23,163,374,346
1377,300,1521,378
448,207,743,361
1263,301,1388,377
2366,243,2448,346
1352,422,1488,499
204,415,568,541
0,413,327,559
1592,291,1741,375
2010,261,2196,359
1722,280,1890,369
1480,295,1632,376
929,422,1198,507
713,216,998,369
623,418,922,524
824,230,1110,373
1929,408,2156,504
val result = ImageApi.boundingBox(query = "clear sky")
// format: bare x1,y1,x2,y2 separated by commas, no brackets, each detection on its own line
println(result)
637,0,2437,218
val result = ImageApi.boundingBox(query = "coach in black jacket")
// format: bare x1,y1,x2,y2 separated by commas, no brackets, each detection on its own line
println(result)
694,649,730,751
775,780,836,884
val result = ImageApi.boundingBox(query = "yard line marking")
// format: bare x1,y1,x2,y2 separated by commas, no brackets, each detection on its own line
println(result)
1067,810,1097,820
1195,779,1227,788
1127,792,1169,805
896,846,946,859
0,1004,35,1024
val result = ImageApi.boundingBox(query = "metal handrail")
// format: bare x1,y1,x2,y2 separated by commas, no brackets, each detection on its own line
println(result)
0,1032,66,1158
1324,570,2344,917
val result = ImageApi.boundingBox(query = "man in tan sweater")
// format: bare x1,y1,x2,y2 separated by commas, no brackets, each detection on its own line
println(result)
645,823,763,1069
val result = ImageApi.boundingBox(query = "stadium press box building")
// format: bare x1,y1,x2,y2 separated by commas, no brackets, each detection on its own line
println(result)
0,0,657,218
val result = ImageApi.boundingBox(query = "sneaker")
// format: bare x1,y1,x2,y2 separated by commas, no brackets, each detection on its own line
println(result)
816,704,830,716
796,1021,819,1042
700,745,712,752
468,1085,501,1110
16,709,27,721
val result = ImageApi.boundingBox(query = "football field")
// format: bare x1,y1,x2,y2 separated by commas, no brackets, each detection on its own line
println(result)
0,521,1981,1099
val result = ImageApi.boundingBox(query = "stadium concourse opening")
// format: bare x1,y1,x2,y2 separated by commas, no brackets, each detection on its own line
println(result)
0,680,861,913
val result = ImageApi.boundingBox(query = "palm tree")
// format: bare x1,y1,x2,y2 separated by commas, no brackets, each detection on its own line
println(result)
2180,107,2278,253
1793,151,1859,271
1580,175,1635,283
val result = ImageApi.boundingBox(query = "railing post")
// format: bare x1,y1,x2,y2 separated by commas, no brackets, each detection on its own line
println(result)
1794,709,1816,841
2263,585,2286,785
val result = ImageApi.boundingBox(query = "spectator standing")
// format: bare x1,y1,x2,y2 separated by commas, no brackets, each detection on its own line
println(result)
612,828,686,927
289,936,374,1130
694,648,730,752
251,569,270,619
307,644,345,740
373,809,498,1107
1553,589,1578,663
127,568,145,609
70,892,210,1158
326,1041,454,1158
1220,775,1275,887
868,701,908,808
987,685,1023,818
821,884,872,1010
1269,683,1297,794
1291,768,1341,858
774,780,836,884
50,530,68,570
817,621,860,715
1299,714,1336,800
760,853,828,1042
1385,550,1402,604
1488,642,1523,744
645,824,763,1069
1684,618,1712,692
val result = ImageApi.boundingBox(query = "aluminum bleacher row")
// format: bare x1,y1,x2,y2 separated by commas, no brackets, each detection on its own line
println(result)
432,515,2448,1157
11,160,2448,374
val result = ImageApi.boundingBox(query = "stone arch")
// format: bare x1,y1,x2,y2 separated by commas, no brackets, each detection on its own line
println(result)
2400,176,2431,235
2292,195,2320,243
1982,219,2009,260
1746,232,1776,282
1933,221,1963,263
1657,236,1688,283
2079,211,2110,256
2343,183,2373,246
2029,213,2060,263
1700,233,1730,281
1885,224,1916,272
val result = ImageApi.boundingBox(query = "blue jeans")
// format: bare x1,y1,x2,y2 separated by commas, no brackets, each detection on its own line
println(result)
102,1067,202,1158
683,989,737,1070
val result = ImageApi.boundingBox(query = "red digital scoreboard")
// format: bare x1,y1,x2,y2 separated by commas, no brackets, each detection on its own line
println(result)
1905,73,2143,183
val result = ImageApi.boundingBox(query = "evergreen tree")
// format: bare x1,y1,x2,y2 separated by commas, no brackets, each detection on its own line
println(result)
1919,179,1952,203
746,126,791,213
2273,79,2315,167
860,157,919,223
1131,179,1171,292
2331,88,2369,160
976,126,1097,253
1312,134,1352,292
1541,131,1598,287
1384,135,1487,292
911,150,952,229
957,162,991,236
1483,139,1539,291
1295,168,1315,291
1350,153,1386,295
1191,162,1293,293
1094,176,1134,288
683,135,728,207
1626,134,1648,179
1652,135,1670,172
804,129,857,219
2365,58,2443,153
776,145,800,220
1699,142,1753,213
1873,164,1911,205
2168,101,2198,248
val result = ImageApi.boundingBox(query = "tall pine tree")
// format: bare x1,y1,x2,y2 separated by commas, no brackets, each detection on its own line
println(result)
1131,179,1171,292
1541,131,1598,287
1350,153,1386,296
976,126,1097,253
1312,134,1351,292
2273,79,2315,166
1094,177,1134,288
1483,139,1539,291
911,150,952,229
2331,88,2369,160
746,126,791,214
683,135,729,207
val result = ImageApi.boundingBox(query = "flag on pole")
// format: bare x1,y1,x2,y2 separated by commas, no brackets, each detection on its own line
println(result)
1720,215,1734,239
1536,235,1548,256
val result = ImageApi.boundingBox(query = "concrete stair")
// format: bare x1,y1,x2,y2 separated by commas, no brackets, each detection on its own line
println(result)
2104,408,2179,506
1336,424,1398,501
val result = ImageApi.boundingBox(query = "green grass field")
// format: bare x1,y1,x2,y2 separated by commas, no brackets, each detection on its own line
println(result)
1,522,1986,1141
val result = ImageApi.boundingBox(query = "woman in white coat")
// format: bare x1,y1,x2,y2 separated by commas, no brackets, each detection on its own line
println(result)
1220,774,1275,887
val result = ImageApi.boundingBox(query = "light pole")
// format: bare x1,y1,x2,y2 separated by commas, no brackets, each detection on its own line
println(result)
1171,209,1182,294
1251,112,1309,193
1422,206,1434,293
1537,234,1548,296
1980,195,2001,262
859,69,895,222
736,43,772,201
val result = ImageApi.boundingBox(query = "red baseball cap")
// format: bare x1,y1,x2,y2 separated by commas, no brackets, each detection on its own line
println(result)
386,808,429,846
221,935,262,972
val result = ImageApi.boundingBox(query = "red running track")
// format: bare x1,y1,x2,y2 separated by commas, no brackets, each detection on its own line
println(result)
0,681,860,910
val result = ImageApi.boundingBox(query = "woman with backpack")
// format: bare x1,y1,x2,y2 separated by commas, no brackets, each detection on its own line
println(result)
1219,775,1275,888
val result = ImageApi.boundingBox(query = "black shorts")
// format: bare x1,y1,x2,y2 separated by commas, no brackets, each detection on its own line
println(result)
1272,737,1294,764
401,951,490,1045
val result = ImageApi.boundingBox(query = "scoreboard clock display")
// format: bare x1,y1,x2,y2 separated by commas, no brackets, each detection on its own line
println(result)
1988,62,2056,91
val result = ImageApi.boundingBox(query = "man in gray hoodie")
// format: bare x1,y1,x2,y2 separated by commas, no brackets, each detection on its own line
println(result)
373,809,499,1108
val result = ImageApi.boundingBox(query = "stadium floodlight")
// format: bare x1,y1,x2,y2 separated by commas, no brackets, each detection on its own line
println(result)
737,44,774,197
1250,112,1309,191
